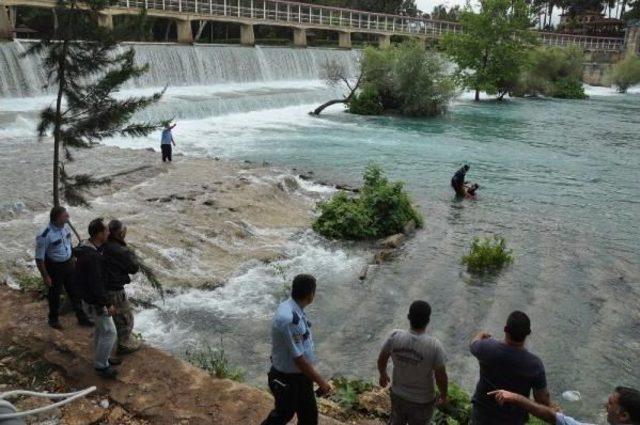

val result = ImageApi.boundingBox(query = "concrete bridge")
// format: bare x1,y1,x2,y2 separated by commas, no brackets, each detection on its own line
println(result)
0,0,636,53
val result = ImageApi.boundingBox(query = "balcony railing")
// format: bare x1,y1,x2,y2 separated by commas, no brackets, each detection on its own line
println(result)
114,0,625,51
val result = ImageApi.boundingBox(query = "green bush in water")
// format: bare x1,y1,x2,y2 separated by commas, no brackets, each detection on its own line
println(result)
551,78,588,99
313,164,423,241
461,236,514,274
606,55,640,93
348,84,384,115
184,342,245,382
349,41,458,117
513,46,586,99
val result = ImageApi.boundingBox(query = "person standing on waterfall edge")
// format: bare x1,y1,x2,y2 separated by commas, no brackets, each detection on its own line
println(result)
261,274,333,425
470,311,551,425
377,300,449,425
35,206,93,329
451,164,470,197
102,219,141,357
160,122,176,162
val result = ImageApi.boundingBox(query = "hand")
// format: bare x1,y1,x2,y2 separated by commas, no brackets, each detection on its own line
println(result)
436,393,448,407
107,306,117,316
43,275,52,287
316,381,333,398
379,373,390,388
487,390,523,406
478,331,492,340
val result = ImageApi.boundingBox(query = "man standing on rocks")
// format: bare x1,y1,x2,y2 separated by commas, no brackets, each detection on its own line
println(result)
261,274,333,425
160,122,176,162
35,206,93,329
377,300,449,425
75,218,118,379
102,219,141,357
470,311,550,425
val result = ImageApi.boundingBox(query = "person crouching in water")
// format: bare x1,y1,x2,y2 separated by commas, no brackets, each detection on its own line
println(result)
451,165,470,197
75,218,118,379
102,219,141,357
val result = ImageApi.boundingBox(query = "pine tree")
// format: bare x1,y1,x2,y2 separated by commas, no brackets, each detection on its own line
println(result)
26,0,164,207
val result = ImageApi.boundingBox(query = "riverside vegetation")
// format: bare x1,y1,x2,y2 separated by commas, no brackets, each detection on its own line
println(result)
461,236,514,275
313,164,423,240
607,55,640,93
513,46,587,99
348,41,458,117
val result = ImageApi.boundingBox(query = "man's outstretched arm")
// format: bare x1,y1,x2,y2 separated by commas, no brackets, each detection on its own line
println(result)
488,390,557,424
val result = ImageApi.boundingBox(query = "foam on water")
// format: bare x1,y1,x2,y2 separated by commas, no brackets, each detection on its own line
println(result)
134,230,366,349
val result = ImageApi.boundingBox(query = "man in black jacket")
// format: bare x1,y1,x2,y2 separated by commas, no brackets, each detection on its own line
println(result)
102,219,141,355
75,218,118,379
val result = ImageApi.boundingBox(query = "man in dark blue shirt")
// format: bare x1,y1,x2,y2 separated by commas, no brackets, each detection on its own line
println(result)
451,165,470,197
470,311,550,425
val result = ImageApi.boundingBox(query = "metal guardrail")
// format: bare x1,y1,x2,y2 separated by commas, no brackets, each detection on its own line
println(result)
118,0,463,37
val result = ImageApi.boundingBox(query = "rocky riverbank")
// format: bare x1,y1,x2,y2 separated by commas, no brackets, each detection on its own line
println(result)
0,141,329,292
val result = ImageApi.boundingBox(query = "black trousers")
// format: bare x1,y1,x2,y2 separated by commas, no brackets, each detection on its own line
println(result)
161,144,172,162
46,259,87,323
261,368,318,425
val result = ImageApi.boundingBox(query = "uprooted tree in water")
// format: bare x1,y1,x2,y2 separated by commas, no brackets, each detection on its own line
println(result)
312,41,458,118
310,59,363,116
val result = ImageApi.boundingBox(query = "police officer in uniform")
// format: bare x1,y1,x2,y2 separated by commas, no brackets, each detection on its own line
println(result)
35,206,92,329
261,274,333,425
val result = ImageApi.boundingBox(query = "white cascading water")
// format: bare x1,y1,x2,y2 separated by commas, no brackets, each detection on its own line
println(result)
0,41,360,124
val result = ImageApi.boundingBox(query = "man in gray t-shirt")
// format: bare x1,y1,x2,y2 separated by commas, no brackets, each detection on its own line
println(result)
378,300,448,425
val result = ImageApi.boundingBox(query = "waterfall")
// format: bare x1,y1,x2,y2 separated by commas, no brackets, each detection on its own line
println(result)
0,41,360,97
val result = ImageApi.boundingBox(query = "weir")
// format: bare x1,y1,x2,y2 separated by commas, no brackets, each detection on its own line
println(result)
0,41,360,97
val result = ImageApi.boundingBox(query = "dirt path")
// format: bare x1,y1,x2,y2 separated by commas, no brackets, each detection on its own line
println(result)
0,287,349,425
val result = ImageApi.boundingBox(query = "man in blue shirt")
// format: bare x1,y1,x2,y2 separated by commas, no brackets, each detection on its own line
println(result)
470,311,550,425
261,274,333,425
35,206,92,329
489,386,640,425
160,123,176,162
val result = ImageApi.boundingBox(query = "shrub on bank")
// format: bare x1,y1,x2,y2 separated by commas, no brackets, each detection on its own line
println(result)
512,46,587,99
184,343,245,382
462,236,514,274
348,41,458,117
313,164,423,241
606,55,640,93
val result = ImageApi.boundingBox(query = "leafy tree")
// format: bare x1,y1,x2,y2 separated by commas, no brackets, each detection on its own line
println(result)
26,0,164,207
606,55,640,93
624,0,640,19
350,41,458,117
431,4,463,21
442,0,538,101
513,46,587,98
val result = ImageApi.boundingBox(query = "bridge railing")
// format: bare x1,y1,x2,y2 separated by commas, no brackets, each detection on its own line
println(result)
117,0,624,51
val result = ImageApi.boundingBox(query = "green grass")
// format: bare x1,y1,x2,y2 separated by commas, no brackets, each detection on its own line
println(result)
434,383,472,424
329,377,375,411
461,236,514,275
15,272,46,296
184,342,245,382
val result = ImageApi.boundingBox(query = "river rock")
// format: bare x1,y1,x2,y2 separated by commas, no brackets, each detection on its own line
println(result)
62,398,106,424
377,233,405,249
402,220,416,235
374,250,395,264
107,406,126,424
357,387,391,417
277,176,300,192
